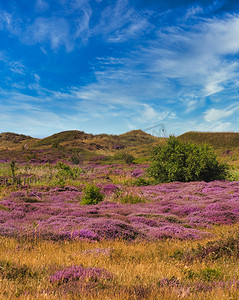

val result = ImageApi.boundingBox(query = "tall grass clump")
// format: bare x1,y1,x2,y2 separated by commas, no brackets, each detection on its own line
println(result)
148,136,229,183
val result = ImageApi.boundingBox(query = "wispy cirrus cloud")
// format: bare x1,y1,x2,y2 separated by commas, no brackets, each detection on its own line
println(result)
0,0,150,51
93,0,151,42
0,52,27,75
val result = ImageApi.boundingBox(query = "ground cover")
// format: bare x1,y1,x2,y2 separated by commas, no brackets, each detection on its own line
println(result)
0,178,239,241
0,159,239,299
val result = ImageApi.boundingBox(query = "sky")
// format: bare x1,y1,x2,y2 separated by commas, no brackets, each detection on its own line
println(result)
1,0,239,138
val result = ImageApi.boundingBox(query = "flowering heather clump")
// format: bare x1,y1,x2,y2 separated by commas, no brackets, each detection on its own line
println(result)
131,169,145,178
101,184,119,194
84,218,140,240
62,229,99,241
50,265,113,285
147,225,207,240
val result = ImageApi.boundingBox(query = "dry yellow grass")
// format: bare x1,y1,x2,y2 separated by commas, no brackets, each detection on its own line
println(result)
0,224,238,299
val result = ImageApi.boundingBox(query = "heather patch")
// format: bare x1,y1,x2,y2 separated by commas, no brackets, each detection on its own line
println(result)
0,180,239,241
50,265,113,285
100,184,119,195
83,218,140,240
131,168,145,178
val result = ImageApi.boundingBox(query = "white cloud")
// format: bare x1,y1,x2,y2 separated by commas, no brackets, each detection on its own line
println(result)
34,74,40,82
9,61,26,75
136,104,169,124
0,2,92,52
204,105,239,122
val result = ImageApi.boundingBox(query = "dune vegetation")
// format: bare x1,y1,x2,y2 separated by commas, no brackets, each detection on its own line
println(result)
0,130,239,299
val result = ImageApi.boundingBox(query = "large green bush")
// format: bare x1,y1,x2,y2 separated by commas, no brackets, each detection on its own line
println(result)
148,136,229,182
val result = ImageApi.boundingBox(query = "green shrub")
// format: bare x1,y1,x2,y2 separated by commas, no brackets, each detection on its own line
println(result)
134,177,153,186
199,267,221,281
148,136,229,183
182,267,221,281
114,152,135,164
55,161,80,180
81,185,104,205
70,155,81,165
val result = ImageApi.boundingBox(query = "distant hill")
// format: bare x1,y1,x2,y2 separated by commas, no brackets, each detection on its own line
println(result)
34,129,161,150
34,130,91,147
0,132,37,150
2,130,239,151
0,130,239,165
0,132,33,143
178,131,239,148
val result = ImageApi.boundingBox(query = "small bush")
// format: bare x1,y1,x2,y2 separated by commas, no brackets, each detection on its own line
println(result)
118,193,146,204
148,136,229,183
134,177,152,186
70,155,81,165
114,152,135,164
182,267,221,281
200,267,221,281
55,161,81,180
81,185,104,205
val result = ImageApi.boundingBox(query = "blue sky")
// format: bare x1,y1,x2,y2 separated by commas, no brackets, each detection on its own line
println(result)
1,0,239,137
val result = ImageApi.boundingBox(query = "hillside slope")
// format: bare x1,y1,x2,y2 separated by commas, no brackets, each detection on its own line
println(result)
178,131,239,148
